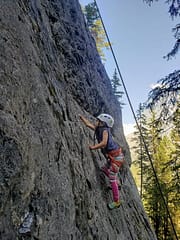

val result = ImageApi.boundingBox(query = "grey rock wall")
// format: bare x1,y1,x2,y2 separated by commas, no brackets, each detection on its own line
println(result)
0,0,157,239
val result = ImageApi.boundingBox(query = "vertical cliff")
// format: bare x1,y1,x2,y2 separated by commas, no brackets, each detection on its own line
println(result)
0,0,157,239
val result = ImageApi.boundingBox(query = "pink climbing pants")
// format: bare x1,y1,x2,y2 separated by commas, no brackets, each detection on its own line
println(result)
101,162,122,202
102,148,124,202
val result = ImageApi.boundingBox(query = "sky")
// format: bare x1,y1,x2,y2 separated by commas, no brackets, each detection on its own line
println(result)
79,0,180,134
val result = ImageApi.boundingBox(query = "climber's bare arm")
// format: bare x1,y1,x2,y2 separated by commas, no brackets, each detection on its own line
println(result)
79,115,95,130
89,130,108,150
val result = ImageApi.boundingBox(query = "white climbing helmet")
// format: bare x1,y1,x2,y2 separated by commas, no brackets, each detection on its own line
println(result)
97,113,114,128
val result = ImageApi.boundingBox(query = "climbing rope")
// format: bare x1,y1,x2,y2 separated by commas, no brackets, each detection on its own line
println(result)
93,1,178,239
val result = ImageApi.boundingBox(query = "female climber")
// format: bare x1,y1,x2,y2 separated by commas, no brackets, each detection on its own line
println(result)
79,113,124,210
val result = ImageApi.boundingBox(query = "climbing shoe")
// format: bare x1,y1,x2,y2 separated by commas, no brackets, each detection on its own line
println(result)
108,201,121,210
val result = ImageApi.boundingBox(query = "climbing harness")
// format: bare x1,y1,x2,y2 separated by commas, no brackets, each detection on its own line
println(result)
107,148,124,168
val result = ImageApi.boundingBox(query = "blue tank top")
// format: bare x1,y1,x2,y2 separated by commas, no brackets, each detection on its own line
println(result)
95,127,119,153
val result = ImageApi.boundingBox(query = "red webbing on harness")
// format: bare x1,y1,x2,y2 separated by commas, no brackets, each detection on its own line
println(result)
108,148,124,167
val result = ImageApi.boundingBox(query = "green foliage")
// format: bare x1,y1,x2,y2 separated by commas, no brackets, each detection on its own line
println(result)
169,104,180,201
83,2,110,60
130,2,180,234
132,104,151,197
132,105,179,239
111,69,124,106
168,106,180,234
143,0,180,59
165,24,180,60
84,2,99,28
147,70,180,123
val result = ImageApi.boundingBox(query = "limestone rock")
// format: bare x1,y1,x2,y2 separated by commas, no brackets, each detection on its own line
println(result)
0,0,157,239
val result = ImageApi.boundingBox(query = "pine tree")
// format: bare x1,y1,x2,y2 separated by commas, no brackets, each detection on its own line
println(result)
83,2,110,60
147,70,180,124
170,104,180,195
168,104,180,234
133,107,177,239
111,69,124,106
84,2,99,28
143,0,180,59
154,136,174,239
131,104,150,198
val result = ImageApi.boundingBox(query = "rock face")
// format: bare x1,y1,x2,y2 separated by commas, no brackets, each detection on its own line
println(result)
0,0,157,239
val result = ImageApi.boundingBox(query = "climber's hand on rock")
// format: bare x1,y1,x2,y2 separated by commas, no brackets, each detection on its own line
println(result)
89,145,95,150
